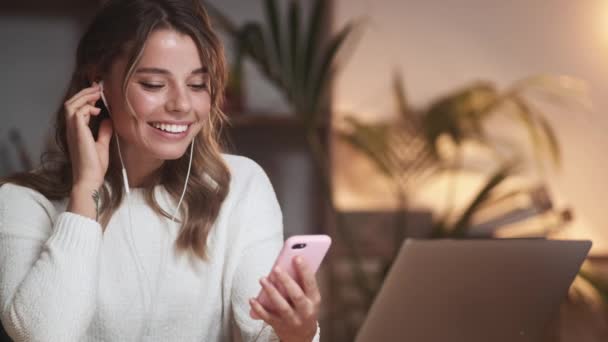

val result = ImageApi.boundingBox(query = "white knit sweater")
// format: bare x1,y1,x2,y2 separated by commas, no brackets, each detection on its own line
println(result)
0,155,320,341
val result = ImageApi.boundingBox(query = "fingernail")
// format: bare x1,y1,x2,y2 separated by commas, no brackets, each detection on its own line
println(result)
295,256,303,264
274,267,281,274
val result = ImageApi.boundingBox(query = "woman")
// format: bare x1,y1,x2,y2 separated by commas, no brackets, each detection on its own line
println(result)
0,1,321,341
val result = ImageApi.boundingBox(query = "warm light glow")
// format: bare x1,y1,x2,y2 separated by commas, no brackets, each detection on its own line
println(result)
595,1,608,49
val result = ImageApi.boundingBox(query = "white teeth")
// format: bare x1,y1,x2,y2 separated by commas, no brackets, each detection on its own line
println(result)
151,122,188,133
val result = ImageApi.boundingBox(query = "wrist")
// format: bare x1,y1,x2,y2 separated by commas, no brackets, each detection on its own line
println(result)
280,328,316,342
68,184,102,222
72,182,102,193
280,338,313,342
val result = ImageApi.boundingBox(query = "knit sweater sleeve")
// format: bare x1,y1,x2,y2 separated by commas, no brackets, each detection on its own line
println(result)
229,160,320,342
0,183,102,342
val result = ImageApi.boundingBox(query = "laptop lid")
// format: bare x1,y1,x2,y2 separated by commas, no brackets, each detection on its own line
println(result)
356,239,592,342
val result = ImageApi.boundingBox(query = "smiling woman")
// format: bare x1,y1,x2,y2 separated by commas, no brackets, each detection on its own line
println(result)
104,28,212,172
0,1,321,341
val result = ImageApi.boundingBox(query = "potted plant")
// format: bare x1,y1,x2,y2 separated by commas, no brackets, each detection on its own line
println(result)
340,73,608,340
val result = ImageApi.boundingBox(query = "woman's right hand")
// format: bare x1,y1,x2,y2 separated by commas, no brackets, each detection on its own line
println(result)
64,82,113,190
65,82,114,222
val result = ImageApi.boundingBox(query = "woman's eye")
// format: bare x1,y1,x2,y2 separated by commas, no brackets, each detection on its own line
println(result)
189,83,208,91
139,82,164,90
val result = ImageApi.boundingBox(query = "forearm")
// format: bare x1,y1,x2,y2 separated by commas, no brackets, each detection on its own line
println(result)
1,213,102,341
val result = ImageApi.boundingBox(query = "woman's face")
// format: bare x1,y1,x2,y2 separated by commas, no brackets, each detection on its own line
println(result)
103,28,210,161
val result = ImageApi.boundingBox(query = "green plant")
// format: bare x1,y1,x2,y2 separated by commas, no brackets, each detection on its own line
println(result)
425,75,588,236
206,0,360,123
341,73,608,308
343,74,589,236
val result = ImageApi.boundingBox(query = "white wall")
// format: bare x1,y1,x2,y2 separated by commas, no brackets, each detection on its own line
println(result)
333,0,608,253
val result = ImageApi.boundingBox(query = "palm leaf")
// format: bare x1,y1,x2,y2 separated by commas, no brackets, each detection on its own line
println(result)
263,0,283,67
422,84,498,158
535,112,561,167
239,23,283,87
341,115,436,193
509,96,560,169
288,0,301,105
515,75,592,112
302,0,328,92
437,163,514,238
340,118,394,178
393,72,419,133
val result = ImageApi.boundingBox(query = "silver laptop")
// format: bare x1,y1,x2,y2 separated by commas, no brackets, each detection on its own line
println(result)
356,239,591,342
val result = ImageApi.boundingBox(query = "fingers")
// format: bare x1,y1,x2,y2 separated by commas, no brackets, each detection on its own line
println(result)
259,277,300,325
64,89,101,118
294,257,321,309
73,104,101,126
249,298,278,324
65,84,100,107
67,92,101,114
272,267,314,318
249,263,322,340
73,106,95,140
96,119,113,149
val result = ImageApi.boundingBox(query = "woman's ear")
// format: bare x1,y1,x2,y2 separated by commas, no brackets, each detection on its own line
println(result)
86,67,102,86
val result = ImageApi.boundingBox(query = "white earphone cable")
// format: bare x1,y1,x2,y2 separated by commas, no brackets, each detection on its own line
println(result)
99,82,150,333
140,137,194,339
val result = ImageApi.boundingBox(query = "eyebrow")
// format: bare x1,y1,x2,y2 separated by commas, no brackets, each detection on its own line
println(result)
134,67,208,75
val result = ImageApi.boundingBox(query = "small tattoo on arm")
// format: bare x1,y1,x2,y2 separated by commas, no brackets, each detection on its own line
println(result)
92,190,100,221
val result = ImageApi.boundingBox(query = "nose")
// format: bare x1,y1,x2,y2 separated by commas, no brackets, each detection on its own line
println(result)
166,85,192,114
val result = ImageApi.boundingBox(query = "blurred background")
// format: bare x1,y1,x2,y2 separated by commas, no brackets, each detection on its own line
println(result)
2,0,608,341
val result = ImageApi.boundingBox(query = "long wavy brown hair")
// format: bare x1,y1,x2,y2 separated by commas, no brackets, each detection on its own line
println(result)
0,0,231,260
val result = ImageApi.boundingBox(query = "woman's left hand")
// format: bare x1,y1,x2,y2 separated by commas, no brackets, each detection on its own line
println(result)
249,256,320,342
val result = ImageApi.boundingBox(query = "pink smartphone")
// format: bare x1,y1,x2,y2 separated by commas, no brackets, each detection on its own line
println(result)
256,234,332,309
